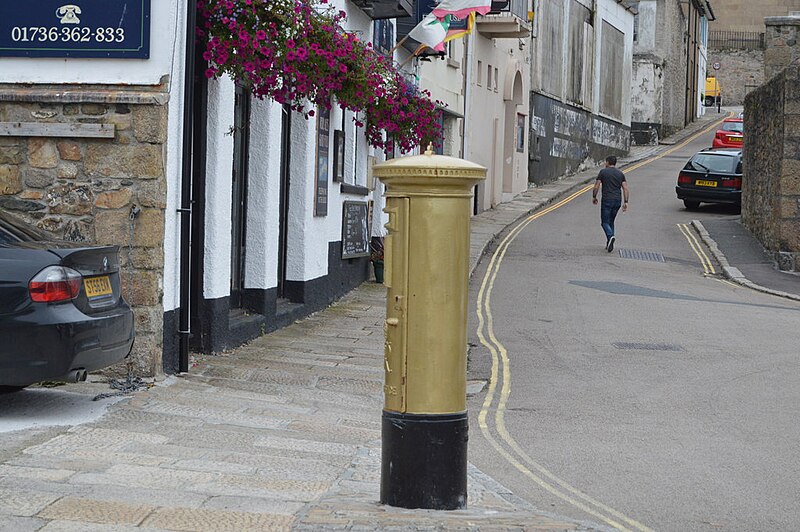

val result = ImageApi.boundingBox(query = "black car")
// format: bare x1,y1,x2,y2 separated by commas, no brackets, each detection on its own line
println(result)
0,210,134,392
676,148,742,210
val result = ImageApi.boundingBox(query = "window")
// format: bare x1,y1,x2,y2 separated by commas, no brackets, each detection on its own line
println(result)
477,60,483,86
538,0,564,96
373,19,394,56
487,64,492,90
686,154,739,174
722,122,744,133
516,114,526,152
599,21,624,120
567,0,593,106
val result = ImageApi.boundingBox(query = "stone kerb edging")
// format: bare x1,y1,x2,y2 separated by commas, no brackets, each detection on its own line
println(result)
691,220,800,302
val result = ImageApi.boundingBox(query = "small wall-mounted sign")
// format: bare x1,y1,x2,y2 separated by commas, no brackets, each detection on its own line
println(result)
712,62,721,70
0,1,151,58
341,201,370,259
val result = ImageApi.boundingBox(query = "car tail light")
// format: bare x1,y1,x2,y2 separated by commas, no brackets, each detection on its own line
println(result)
721,178,742,188
678,173,693,184
29,266,82,303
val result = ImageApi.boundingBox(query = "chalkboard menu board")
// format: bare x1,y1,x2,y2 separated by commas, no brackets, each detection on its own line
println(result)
341,201,370,259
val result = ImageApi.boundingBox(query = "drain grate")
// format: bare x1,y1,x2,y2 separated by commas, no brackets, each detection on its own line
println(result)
618,249,666,262
613,342,685,352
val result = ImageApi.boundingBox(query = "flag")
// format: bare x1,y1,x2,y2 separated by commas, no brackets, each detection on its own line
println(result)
408,13,452,53
431,0,492,20
443,12,475,43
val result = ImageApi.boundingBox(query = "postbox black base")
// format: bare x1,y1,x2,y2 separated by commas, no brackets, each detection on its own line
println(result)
380,410,468,510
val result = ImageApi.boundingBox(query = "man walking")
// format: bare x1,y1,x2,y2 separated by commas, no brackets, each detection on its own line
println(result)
592,156,629,252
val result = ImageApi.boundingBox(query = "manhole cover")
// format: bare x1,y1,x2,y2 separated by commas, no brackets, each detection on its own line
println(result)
613,342,685,352
618,249,666,262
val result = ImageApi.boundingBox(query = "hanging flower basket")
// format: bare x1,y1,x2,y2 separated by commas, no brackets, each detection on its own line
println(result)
198,0,443,153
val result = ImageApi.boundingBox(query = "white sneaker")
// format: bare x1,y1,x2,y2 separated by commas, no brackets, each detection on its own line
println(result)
607,236,615,252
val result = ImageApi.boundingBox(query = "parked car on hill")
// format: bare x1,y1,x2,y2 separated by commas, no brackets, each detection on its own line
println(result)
0,210,134,393
712,118,744,148
676,148,742,211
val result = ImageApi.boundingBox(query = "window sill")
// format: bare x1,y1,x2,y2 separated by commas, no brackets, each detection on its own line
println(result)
340,183,370,196
447,58,461,69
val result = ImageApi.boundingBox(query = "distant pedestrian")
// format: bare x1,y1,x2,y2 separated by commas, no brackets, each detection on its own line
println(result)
591,155,629,252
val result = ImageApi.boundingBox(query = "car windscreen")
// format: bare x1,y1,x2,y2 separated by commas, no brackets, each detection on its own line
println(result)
721,122,743,133
686,154,740,174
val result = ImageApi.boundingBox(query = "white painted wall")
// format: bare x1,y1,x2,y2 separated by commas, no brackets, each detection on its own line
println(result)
244,98,283,290
467,31,530,211
162,5,188,313
0,2,182,85
196,1,404,289
203,75,235,299
698,44,708,117
286,111,326,282
631,59,663,124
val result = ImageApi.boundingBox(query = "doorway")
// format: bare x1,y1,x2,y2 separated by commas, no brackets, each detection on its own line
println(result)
277,105,292,300
230,86,251,310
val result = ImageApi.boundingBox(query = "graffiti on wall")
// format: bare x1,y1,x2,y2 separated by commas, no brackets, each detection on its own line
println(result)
529,92,630,186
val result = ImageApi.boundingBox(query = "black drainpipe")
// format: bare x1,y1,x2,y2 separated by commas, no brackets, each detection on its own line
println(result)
178,1,197,373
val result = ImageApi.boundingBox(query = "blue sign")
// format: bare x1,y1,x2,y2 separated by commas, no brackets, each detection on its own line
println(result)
0,1,150,58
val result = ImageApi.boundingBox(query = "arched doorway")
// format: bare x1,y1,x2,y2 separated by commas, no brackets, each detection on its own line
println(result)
503,70,524,197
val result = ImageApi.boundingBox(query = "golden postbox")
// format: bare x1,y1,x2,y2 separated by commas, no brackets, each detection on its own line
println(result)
373,148,486,510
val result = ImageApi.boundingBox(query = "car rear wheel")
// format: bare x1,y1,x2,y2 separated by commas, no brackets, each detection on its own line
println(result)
684,200,701,210
0,385,26,394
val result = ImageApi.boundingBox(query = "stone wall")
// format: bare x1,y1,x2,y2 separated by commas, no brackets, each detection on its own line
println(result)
765,16,800,81
659,0,689,136
709,0,800,34
0,84,168,376
707,49,764,105
742,67,800,271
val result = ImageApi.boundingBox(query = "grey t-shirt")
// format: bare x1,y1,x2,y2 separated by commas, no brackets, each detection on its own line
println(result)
597,167,626,202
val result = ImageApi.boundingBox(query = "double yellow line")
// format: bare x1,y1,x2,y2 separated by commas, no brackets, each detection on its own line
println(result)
677,223,716,275
474,114,732,530
475,190,652,531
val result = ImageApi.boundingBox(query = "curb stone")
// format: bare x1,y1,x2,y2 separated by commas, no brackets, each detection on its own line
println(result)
691,220,800,302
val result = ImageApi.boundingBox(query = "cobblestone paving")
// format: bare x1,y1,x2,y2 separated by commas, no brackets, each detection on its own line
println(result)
0,284,590,531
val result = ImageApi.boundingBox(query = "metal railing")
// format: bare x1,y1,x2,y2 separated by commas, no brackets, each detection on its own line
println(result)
708,31,765,51
488,0,529,21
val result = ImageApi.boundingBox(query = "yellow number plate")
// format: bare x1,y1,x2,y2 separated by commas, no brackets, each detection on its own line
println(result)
696,180,717,187
84,276,113,298
730,136,742,143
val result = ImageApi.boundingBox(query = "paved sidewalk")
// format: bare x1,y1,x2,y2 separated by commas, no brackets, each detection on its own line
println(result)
3,108,789,532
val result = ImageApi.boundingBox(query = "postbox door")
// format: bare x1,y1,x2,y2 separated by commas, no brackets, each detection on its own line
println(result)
383,197,409,413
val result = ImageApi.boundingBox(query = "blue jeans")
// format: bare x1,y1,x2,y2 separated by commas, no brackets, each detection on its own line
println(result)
600,200,622,240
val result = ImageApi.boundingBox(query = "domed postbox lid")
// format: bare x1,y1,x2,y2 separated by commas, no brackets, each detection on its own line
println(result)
372,146,486,190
